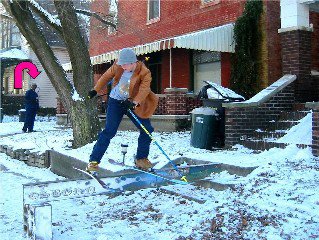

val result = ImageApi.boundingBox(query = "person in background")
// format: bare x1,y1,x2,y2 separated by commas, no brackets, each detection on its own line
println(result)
22,83,39,133
87,47,159,173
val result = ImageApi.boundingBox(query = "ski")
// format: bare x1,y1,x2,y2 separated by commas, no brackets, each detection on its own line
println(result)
73,167,119,191
108,159,188,185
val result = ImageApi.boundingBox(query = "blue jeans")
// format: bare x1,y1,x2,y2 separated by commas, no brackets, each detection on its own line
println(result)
90,97,154,163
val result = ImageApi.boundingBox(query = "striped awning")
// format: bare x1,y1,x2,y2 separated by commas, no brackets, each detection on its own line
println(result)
62,23,234,71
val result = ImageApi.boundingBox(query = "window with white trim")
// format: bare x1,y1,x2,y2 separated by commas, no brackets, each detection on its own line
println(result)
148,0,160,22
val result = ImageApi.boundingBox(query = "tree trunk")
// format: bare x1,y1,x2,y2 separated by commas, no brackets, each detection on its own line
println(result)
3,0,101,148
70,99,100,147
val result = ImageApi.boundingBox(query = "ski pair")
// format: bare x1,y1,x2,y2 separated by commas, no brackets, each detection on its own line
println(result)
127,109,188,183
108,159,188,185
73,167,119,191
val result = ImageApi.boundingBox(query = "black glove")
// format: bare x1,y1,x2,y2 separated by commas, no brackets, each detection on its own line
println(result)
121,99,138,111
88,90,97,99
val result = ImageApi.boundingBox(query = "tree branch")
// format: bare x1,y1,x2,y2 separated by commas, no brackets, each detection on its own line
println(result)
75,9,117,29
28,0,63,35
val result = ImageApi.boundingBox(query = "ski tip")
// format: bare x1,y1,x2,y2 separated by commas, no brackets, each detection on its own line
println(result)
180,176,188,183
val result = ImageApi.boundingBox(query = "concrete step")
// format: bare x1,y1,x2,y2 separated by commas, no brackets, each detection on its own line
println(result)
240,139,309,151
250,130,286,140
266,120,300,131
278,111,309,121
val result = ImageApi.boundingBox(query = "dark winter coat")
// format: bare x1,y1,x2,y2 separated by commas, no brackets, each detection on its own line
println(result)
25,89,39,110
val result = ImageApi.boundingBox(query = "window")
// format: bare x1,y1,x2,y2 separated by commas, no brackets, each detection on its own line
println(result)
1,18,21,48
108,0,118,34
148,0,160,22
10,25,20,47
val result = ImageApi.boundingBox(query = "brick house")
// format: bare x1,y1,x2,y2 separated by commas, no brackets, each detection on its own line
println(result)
87,0,247,116
63,0,319,154
87,0,298,100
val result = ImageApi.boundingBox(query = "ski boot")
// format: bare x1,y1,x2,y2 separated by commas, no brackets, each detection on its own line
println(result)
135,158,153,171
86,161,99,176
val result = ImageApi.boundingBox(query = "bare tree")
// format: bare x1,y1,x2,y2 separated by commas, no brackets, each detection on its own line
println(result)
2,0,114,148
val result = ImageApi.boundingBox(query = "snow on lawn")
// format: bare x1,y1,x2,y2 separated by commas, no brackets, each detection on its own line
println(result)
0,113,319,239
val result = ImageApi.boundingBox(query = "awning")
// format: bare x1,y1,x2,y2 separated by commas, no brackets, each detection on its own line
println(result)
62,23,234,71
174,23,234,52
0,48,29,60
0,48,30,70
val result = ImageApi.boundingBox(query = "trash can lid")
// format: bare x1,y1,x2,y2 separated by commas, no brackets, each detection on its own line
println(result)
190,107,217,115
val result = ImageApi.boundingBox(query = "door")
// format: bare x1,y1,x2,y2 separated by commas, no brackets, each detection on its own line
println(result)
194,61,221,94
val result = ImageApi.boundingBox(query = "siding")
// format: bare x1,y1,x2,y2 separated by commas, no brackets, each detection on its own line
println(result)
29,47,70,108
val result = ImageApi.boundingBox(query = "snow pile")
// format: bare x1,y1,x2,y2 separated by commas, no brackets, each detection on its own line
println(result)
276,112,312,145
0,113,318,239
205,81,245,101
190,107,218,115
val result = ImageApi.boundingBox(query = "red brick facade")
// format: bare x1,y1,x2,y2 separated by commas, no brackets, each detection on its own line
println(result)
84,1,319,152
89,0,245,55
89,0,246,93
280,29,312,102
310,11,319,71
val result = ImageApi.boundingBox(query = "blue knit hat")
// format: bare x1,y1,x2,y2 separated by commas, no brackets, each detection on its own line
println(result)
117,48,137,65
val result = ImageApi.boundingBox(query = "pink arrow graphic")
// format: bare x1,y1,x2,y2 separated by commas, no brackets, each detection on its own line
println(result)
14,62,41,89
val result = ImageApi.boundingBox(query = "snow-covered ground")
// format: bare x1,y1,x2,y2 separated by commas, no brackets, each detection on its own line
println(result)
0,113,318,240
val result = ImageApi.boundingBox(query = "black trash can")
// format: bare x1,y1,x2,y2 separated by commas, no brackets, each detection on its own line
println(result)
190,107,219,150
197,82,245,148
202,99,225,148
19,109,26,122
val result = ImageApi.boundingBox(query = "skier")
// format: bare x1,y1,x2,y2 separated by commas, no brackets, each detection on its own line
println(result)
87,47,159,173
22,83,39,133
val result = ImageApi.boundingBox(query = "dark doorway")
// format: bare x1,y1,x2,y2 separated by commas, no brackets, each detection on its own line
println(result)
139,52,162,94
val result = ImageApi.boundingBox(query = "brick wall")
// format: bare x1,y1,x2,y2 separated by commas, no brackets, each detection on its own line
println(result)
57,91,201,116
313,109,319,157
154,93,201,115
164,88,188,115
280,29,312,102
224,84,294,148
310,11,319,71
154,95,167,115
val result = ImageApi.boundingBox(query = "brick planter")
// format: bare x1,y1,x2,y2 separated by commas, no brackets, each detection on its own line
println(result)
223,75,296,148
164,88,188,115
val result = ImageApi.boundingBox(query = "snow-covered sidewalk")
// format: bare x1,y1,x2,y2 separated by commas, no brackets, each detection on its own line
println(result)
0,115,318,239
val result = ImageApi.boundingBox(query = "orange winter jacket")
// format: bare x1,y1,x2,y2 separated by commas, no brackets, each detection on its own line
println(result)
94,61,159,119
